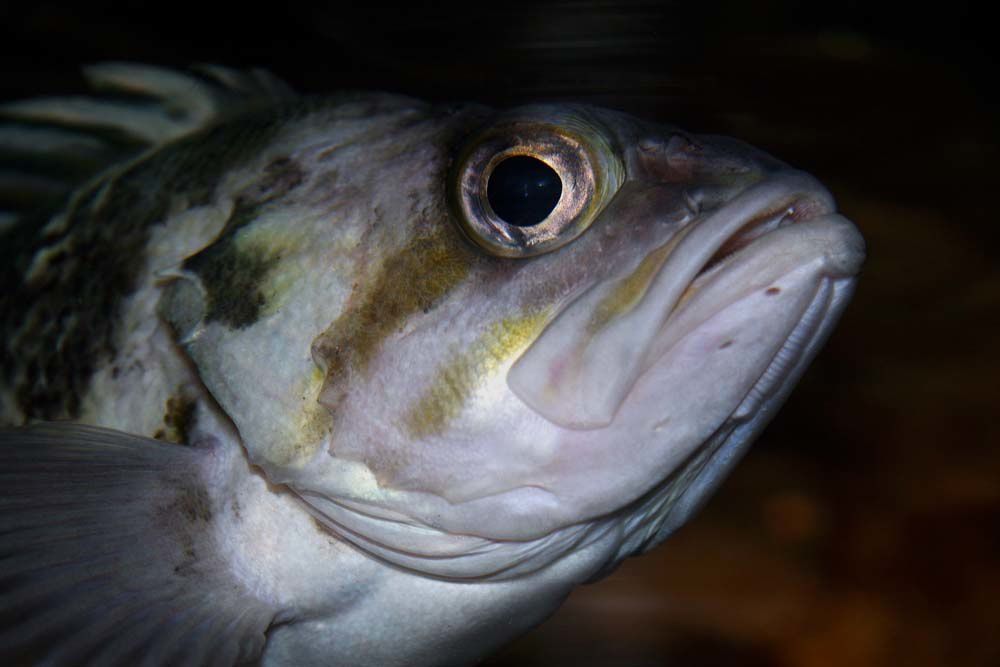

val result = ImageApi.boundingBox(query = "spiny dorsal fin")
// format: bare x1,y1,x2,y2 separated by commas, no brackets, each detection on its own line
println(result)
0,63,296,231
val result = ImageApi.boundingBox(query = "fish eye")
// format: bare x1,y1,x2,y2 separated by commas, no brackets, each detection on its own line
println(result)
486,155,562,227
452,115,624,258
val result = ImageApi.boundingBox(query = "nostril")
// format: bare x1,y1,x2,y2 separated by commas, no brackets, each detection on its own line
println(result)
786,196,829,223
638,137,660,153
665,133,700,155
683,190,701,218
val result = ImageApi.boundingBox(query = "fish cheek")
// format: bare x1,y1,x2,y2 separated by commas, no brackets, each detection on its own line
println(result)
312,226,477,416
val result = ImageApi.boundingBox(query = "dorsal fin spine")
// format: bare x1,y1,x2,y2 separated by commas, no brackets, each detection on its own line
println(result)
0,64,297,228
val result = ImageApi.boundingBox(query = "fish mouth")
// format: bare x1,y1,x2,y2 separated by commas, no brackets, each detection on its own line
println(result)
673,177,853,311
508,170,865,429
692,188,830,282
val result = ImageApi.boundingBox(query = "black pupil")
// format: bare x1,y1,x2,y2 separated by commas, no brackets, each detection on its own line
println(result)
486,155,562,227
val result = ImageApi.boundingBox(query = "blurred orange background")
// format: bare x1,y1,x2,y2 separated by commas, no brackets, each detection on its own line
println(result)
3,2,996,664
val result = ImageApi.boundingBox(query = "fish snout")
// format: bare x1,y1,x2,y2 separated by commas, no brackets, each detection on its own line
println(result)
506,170,861,430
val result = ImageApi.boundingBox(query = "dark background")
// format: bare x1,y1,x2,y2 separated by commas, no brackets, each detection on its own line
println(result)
3,2,997,665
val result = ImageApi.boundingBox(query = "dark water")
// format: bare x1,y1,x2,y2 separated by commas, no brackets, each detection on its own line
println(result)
2,2,997,665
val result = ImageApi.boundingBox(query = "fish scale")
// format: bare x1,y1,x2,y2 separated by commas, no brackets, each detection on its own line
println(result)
0,64,864,665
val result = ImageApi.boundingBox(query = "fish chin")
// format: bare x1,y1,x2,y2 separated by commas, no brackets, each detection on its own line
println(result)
470,174,865,534
605,219,864,557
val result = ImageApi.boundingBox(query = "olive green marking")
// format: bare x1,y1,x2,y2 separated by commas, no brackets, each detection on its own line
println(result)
586,234,681,335
184,236,283,329
315,226,475,410
181,156,304,329
265,367,335,467
405,310,550,439
1,107,286,420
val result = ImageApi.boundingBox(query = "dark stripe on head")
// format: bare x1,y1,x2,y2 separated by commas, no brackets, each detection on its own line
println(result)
1,109,285,420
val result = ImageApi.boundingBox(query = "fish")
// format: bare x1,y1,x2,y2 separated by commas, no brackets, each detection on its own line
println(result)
0,64,865,665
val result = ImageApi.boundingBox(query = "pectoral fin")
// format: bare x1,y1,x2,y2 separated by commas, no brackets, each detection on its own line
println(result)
0,423,275,665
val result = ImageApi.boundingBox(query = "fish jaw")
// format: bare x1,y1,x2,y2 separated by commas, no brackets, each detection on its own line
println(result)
499,170,864,526
167,104,865,572
289,169,864,552
507,169,856,429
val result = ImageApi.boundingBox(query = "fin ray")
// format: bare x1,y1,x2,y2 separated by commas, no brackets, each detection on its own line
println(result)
0,423,276,666
0,63,296,228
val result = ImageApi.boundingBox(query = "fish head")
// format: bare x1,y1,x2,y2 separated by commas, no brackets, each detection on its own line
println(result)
162,99,864,576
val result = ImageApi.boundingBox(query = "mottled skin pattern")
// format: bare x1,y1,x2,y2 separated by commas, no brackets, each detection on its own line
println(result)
0,94,444,438
0,69,863,666
0,107,286,424
182,155,306,329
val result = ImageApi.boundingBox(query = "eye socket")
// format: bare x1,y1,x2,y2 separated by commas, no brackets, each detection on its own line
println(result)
452,115,623,258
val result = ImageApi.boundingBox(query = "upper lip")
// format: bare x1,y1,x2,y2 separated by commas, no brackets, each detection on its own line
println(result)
613,171,837,342
685,172,836,283
507,170,840,429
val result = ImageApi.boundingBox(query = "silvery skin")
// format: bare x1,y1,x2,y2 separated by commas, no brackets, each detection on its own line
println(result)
0,64,864,666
